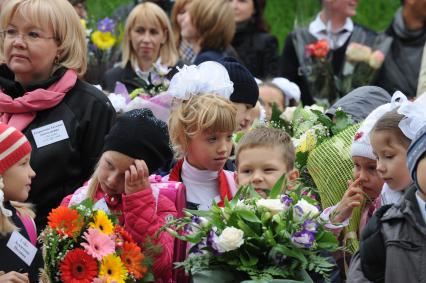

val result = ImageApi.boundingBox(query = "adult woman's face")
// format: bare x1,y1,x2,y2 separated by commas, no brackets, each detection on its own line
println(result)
178,7,198,41
230,0,255,23
130,20,167,69
3,12,59,86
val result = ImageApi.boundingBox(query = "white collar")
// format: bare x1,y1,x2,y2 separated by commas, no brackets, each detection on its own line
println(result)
133,57,163,81
309,13,354,35
182,158,219,183
415,191,426,224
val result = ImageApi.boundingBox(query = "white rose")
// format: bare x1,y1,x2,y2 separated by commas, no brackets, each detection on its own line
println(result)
257,199,288,215
216,227,244,252
293,199,320,221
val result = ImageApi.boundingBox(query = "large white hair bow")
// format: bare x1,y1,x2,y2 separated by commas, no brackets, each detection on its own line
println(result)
168,61,234,100
398,92,426,140
271,77,301,104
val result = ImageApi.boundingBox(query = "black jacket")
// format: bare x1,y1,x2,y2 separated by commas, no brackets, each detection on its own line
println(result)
374,9,426,98
232,21,280,79
102,61,183,94
0,202,43,283
0,65,116,229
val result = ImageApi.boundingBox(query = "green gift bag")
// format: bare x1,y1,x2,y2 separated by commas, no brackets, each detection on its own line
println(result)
307,124,362,254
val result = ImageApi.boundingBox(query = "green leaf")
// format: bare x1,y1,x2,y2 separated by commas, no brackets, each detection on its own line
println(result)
273,245,308,265
238,209,261,223
184,209,211,217
236,220,257,237
269,174,287,199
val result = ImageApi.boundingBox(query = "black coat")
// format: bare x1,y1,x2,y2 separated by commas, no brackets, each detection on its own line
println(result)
232,21,280,79
0,203,43,283
102,61,183,94
0,65,116,229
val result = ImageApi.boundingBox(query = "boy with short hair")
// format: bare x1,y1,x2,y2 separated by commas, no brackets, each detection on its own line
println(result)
235,127,299,196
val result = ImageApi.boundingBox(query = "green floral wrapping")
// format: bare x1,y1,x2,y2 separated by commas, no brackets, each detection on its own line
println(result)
306,124,361,254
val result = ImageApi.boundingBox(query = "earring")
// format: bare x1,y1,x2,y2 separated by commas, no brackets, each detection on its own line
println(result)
54,54,60,65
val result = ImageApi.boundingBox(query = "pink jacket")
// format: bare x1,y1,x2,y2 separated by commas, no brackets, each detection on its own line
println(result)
61,179,177,283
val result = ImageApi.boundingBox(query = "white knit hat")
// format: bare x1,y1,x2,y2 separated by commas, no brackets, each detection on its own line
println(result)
351,91,407,159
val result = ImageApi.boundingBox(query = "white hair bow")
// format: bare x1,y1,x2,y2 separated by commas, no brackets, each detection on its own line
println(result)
398,92,426,140
168,61,234,100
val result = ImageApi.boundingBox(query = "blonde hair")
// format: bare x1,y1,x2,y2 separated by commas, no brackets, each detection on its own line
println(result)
121,2,179,68
188,0,235,51
236,127,296,170
0,0,87,76
0,195,35,237
169,94,237,158
171,0,192,47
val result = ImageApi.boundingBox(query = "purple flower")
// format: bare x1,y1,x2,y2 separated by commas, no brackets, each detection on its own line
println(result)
206,230,222,255
280,195,293,207
191,215,202,225
97,18,115,33
303,220,318,234
291,230,315,249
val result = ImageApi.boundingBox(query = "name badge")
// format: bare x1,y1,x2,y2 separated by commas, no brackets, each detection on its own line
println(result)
6,230,37,266
32,120,69,148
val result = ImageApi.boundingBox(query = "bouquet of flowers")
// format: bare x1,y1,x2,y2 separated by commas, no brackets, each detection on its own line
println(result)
39,200,153,283
304,39,337,106
128,62,171,99
162,179,340,282
83,17,122,84
339,43,385,94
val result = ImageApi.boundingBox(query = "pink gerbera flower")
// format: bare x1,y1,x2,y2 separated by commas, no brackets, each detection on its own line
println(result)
81,228,115,260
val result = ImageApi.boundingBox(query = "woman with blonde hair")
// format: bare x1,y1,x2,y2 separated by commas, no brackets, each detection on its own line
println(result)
178,0,237,64
102,2,180,93
0,0,115,229
171,0,195,62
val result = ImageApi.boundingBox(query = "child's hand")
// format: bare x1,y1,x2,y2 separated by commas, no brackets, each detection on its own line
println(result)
124,160,151,195
331,178,365,224
0,271,29,283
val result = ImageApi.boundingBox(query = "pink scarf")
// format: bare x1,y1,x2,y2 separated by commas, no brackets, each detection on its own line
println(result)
0,69,78,131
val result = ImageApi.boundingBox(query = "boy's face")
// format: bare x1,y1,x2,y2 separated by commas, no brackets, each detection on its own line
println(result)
371,131,412,191
352,156,384,199
187,130,233,171
237,145,293,196
3,153,35,202
416,157,426,201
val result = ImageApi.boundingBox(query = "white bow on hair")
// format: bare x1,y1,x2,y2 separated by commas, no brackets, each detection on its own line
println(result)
0,177,12,217
397,92,426,140
167,61,234,100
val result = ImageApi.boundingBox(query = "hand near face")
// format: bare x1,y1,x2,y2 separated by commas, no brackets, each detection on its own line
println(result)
0,271,30,283
332,178,365,223
124,160,151,195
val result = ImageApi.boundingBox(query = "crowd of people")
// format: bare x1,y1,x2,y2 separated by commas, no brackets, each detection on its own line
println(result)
0,0,426,282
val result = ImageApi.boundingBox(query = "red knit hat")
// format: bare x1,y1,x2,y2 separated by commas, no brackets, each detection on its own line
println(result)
0,124,32,174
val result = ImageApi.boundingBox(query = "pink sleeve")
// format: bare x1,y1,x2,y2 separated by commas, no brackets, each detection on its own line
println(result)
123,189,177,283
60,194,72,207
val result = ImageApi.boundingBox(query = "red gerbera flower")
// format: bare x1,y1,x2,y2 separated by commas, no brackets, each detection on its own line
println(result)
48,206,82,237
120,241,146,279
60,248,98,283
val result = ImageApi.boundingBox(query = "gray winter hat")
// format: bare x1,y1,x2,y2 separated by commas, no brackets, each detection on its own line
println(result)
326,86,391,123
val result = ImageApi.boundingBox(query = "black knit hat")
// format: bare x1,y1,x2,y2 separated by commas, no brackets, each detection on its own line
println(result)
102,109,173,174
407,124,426,187
219,57,259,107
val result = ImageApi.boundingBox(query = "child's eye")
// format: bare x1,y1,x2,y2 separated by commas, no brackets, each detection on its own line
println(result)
207,137,217,143
264,168,277,173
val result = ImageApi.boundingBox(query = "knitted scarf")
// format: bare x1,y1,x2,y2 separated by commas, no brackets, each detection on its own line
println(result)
0,69,78,131
169,159,233,207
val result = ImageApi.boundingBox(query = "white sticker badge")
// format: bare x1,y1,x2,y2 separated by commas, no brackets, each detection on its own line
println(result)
31,120,69,148
6,230,37,266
